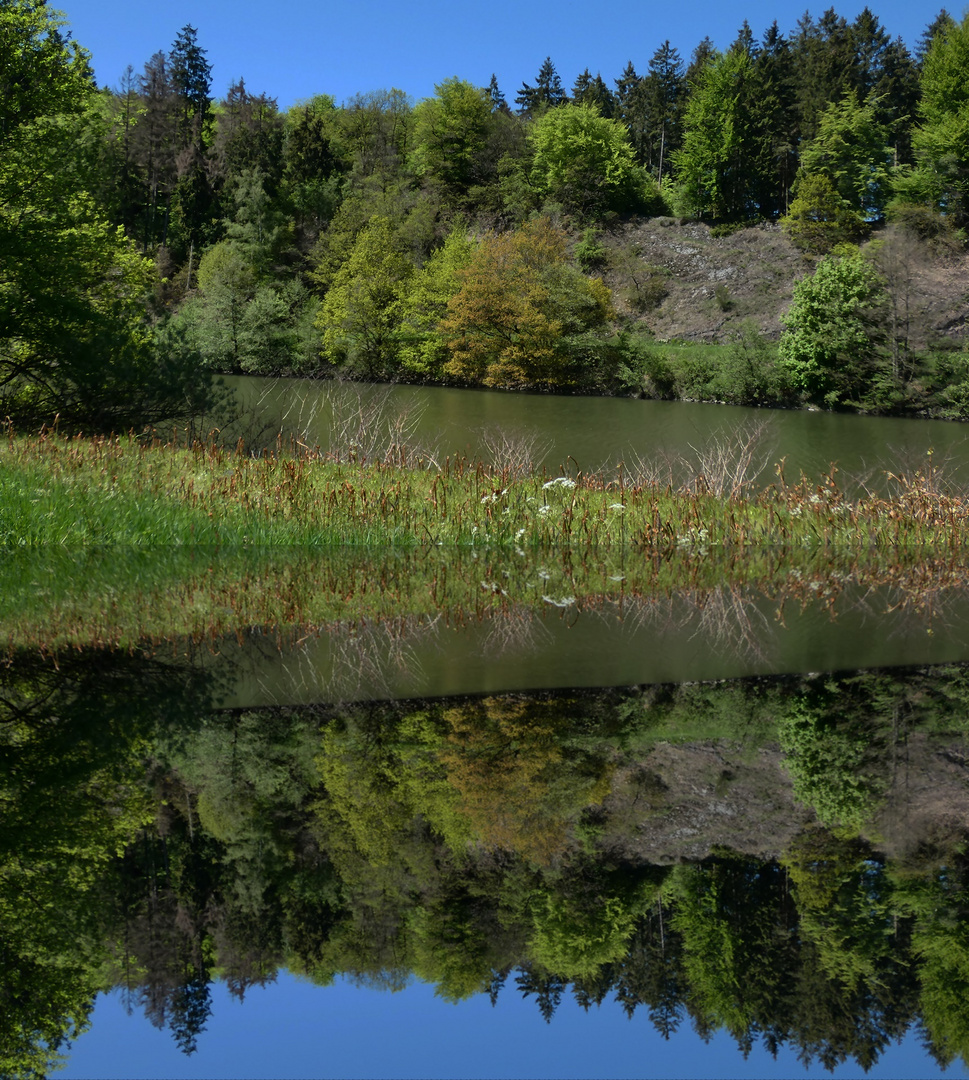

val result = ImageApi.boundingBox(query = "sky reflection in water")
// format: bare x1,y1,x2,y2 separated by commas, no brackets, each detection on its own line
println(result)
62,973,962,1080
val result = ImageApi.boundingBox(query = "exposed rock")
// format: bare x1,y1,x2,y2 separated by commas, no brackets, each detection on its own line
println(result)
597,218,969,350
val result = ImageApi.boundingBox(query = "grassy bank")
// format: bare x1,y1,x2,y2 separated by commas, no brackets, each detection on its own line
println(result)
2,429,969,552
1,429,968,650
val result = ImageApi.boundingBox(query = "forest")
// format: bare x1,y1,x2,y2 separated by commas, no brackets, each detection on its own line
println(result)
3,0,969,429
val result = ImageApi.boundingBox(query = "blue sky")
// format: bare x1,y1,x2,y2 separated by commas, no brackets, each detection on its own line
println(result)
58,0,945,110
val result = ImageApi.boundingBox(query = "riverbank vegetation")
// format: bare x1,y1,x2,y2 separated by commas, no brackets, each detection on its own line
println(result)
4,2,969,429
3,428,969,552
3,428,969,651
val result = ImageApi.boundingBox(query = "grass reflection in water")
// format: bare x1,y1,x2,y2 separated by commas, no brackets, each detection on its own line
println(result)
5,428,969,1077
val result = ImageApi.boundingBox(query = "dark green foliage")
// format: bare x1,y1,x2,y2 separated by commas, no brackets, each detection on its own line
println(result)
644,43,686,186
515,57,567,116
782,173,869,253
7,661,969,1068
710,320,792,404
0,1,213,429
211,81,286,196
573,228,607,271
571,70,616,119
169,25,212,153
673,49,771,222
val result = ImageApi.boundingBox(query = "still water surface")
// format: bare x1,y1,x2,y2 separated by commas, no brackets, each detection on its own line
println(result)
223,376,969,489
15,383,969,1079
16,572,969,1079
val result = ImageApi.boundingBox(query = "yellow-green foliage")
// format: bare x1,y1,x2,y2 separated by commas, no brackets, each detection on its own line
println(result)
529,892,645,978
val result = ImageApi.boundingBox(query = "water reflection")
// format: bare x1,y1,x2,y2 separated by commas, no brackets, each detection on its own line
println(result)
3,641,969,1076
221,376,969,493
9,547,969,701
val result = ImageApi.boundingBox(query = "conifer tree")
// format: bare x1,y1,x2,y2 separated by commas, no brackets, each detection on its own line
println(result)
644,42,686,186
169,24,212,154
516,57,567,116
614,62,649,165
488,74,509,114
908,10,969,227
752,22,799,215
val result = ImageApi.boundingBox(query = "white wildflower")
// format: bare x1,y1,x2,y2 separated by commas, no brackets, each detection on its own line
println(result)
542,594,576,608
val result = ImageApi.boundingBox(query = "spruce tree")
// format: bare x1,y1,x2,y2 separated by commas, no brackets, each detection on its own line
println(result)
644,42,685,185
169,25,212,154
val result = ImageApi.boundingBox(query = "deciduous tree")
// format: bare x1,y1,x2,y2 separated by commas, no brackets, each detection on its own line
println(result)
317,216,414,378
529,103,658,219
440,218,616,389
779,249,889,407
0,1,210,428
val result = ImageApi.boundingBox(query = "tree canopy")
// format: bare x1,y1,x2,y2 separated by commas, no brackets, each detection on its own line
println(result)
0,3,210,429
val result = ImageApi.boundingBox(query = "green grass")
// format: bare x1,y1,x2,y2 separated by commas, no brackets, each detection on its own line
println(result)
1,430,968,649
2,430,968,552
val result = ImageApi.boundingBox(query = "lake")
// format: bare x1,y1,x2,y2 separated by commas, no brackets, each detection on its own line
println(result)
221,376,969,492
5,383,969,1080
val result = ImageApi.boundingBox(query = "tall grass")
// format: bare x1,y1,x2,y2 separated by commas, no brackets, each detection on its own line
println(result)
2,426,968,552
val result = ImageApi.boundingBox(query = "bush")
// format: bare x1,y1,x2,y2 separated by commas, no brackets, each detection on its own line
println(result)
781,174,868,254
714,283,733,311
710,321,791,406
886,199,966,250
573,228,607,271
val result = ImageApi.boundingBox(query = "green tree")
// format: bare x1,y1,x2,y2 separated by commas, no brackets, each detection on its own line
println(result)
791,10,856,142
336,88,413,181
781,173,868,253
907,11,969,227
778,249,888,407
396,228,475,380
673,49,764,221
669,858,797,1047
317,216,414,378
784,830,897,992
529,103,659,219
643,42,686,187
798,95,894,219
169,24,212,154
210,80,286,197
571,70,616,119
750,24,799,217
130,51,178,251
409,78,494,199
178,238,316,374
283,95,343,249
0,1,210,429
613,61,649,166
515,57,567,116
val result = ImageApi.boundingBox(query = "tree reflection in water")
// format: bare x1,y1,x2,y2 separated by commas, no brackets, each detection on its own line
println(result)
3,647,969,1075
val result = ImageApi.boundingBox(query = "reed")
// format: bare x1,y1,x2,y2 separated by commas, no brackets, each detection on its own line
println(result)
2,428,967,555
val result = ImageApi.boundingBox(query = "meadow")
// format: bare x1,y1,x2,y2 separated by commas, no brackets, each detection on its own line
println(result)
3,427,967,552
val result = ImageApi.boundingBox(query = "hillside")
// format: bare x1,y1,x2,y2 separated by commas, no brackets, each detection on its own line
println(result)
598,218,969,350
